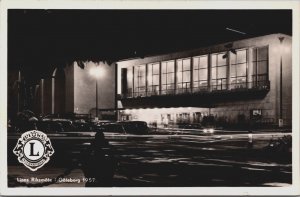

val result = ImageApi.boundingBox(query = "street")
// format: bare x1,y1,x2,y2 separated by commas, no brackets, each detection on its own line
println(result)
8,131,292,187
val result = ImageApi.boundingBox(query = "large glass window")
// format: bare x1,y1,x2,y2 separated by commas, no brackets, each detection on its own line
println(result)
193,55,208,92
126,67,133,97
147,63,160,96
252,46,268,87
230,49,247,89
211,52,228,90
133,65,146,97
177,58,191,94
161,60,175,95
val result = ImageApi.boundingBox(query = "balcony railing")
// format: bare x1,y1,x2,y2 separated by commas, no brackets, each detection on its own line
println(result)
230,82,247,89
147,85,160,96
176,82,192,94
122,80,270,99
161,89,176,95
192,86,209,92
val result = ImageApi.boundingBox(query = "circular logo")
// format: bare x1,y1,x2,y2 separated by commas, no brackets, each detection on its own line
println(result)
13,130,55,171
23,139,45,161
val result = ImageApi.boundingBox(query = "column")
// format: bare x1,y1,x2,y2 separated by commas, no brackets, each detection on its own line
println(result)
208,54,212,92
227,52,231,90
247,48,253,89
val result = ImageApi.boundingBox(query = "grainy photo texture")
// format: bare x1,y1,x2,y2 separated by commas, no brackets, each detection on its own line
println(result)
7,9,293,188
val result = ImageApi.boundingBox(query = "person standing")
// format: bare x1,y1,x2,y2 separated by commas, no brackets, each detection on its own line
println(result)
81,132,118,187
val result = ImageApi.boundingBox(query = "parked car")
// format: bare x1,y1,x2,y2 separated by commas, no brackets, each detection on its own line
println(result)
39,119,99,133
54,120,102,133
101,121,149,135
101,123,126,134
72,122,96,132
35,121,66,133
91,120,115,126
118,121,149,135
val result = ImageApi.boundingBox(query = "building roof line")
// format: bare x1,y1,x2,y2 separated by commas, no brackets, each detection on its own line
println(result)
117,33,291,63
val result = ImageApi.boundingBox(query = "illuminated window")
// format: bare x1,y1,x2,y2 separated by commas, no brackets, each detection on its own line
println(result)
230,49,247,89
126,67,133,97
176,113,190,123
193,55,208,92
133,65,146,97
211,52,228,90
252,46,268,87
177,58,191,94
147,63,160,96
161,60,175,95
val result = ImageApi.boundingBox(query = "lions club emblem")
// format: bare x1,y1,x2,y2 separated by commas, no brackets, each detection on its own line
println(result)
13,130,54,171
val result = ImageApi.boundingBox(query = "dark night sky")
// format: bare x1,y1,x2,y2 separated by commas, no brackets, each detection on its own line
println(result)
8,9,292,84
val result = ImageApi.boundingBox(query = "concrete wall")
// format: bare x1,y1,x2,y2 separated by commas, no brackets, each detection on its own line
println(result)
34,62,116,117
73,61,116,116
117,33,292,126
281,36,292,125
34,67,68,116
43,78,52,115
53,68,66,114
33,85,41,115
64,64,75,113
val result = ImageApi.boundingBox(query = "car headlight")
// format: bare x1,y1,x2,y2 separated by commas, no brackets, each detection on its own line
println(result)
209,128,214,133
203,129,208,133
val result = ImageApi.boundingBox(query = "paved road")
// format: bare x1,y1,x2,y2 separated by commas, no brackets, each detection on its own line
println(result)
7,132,292,187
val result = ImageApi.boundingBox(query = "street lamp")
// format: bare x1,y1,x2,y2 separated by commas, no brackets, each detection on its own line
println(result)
89,65,104,120
278,37,284,128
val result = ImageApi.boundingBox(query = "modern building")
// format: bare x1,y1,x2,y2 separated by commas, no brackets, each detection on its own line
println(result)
33,61,116,120
31,33,292,128
117,33,292,128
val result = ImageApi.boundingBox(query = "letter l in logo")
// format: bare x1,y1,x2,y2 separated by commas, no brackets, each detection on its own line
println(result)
29,142,39,156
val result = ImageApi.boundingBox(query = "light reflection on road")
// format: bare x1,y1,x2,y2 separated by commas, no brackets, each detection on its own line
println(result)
7,131,292,187
108,132,292,186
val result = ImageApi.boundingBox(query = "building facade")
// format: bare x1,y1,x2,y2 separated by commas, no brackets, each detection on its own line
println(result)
34,61,116,119
117,34,292,128
31,33,292,128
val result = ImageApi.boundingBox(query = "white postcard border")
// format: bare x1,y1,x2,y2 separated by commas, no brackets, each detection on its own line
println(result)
0,0,299,196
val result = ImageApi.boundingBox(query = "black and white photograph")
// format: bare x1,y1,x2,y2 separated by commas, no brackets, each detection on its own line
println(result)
0,0,299,196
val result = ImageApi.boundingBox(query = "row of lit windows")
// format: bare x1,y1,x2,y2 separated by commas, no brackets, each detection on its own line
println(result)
125,46,268,97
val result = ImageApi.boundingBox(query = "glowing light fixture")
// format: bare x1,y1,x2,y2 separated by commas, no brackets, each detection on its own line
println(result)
90,66,104,78
89,65,105,119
